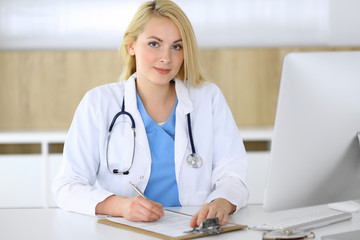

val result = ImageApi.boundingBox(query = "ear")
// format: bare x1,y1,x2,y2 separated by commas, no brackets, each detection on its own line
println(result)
127,44,135,56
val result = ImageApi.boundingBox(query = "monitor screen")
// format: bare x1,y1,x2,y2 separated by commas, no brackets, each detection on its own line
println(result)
263,51,360,211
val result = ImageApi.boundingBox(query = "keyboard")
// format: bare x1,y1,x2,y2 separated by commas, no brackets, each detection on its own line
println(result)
252,210,352,231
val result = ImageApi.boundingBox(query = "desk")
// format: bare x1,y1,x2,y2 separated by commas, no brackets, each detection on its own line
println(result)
0,205,359,240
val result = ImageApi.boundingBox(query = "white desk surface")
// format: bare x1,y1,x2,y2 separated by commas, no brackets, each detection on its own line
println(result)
0,204,359,240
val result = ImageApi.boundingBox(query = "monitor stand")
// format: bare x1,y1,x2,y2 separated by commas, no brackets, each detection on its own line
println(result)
328,135,360,212
327,133,360,213
323,134,360,238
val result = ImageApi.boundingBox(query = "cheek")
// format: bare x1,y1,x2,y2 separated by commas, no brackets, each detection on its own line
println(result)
173,53,184,67
136,51,155,68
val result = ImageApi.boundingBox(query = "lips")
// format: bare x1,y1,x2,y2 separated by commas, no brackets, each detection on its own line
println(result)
154,67,171,74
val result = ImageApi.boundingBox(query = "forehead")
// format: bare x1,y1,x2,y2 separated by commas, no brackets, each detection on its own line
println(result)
140,15,182,41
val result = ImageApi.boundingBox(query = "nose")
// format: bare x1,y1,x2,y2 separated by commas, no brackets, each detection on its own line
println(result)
160,49,171,64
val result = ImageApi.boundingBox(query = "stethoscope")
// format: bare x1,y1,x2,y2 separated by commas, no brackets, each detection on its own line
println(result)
105,97,203,175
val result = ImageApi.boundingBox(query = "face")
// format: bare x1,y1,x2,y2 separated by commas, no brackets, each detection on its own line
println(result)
128,16,184,87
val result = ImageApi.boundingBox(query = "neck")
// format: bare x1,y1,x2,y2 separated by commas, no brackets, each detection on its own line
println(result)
137,81,174,105
136,79,176,123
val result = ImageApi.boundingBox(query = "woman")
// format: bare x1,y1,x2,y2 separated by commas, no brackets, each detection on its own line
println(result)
52,0,248,227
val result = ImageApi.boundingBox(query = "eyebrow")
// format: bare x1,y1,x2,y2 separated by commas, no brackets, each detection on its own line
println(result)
147,36,182,44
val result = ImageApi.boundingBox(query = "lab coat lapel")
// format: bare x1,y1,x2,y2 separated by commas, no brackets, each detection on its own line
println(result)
174,79,193,180
124,74,151,163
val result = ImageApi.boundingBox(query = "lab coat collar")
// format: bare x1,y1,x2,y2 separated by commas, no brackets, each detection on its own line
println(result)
173,78,193,115
124,73,193,116
123,73,138,114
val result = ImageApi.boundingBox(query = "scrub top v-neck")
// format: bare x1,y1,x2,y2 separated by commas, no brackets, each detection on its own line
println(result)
136,92,181,207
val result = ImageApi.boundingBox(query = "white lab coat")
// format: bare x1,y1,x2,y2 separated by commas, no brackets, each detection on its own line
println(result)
52,74,249,216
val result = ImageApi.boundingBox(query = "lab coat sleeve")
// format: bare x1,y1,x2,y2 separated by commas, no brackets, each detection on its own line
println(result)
52,91,114,216
205,86,249,212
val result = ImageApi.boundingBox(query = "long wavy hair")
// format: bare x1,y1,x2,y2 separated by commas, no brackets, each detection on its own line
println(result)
118,0,207,86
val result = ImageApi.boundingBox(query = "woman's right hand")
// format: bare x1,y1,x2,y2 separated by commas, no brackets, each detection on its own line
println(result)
96,195,164,222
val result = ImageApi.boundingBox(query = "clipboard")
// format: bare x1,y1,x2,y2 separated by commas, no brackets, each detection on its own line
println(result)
98,209,247,240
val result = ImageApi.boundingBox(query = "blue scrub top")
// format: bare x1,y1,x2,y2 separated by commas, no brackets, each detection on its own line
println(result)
136,93,181,207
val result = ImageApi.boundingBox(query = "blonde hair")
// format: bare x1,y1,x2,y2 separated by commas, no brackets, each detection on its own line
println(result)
119,0,207,86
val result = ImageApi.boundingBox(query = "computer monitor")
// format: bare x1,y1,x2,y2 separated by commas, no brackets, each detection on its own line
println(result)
263,51,360,211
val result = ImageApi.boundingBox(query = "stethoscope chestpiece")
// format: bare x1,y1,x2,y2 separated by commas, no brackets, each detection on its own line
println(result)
187,153,203,168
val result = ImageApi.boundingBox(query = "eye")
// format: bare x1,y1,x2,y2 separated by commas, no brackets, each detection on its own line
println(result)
172,44,183,51
149,42,159,48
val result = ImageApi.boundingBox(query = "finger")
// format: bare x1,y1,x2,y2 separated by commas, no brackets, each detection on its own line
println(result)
138,198,164,220
144,199,164,217
205,207,217,219
191,209,208,228
135,206,162,222
152,201,165,216
190,212,199,228
216,211,228,226
128,197,163,222
196,207,210,227
147,201,164,217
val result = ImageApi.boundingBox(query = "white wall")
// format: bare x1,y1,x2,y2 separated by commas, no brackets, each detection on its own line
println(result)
0,0,359,50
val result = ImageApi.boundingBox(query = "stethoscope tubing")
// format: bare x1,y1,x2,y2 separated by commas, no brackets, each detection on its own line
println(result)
106,98,135,175
109,99,135,132
186,113,197,154
106,97,202,174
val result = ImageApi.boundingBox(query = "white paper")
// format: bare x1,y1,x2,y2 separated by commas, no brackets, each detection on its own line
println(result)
106,210,193,237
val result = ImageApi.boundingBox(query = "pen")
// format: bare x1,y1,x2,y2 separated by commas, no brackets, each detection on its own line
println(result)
129,181,148,199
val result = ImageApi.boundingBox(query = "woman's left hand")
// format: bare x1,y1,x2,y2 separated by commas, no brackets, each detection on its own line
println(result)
190,198,236,227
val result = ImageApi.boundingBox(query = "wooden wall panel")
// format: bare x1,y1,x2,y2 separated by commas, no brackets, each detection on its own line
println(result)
200,47,360,126
0,51,122,130
200,48,282,126
1,47,359,131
